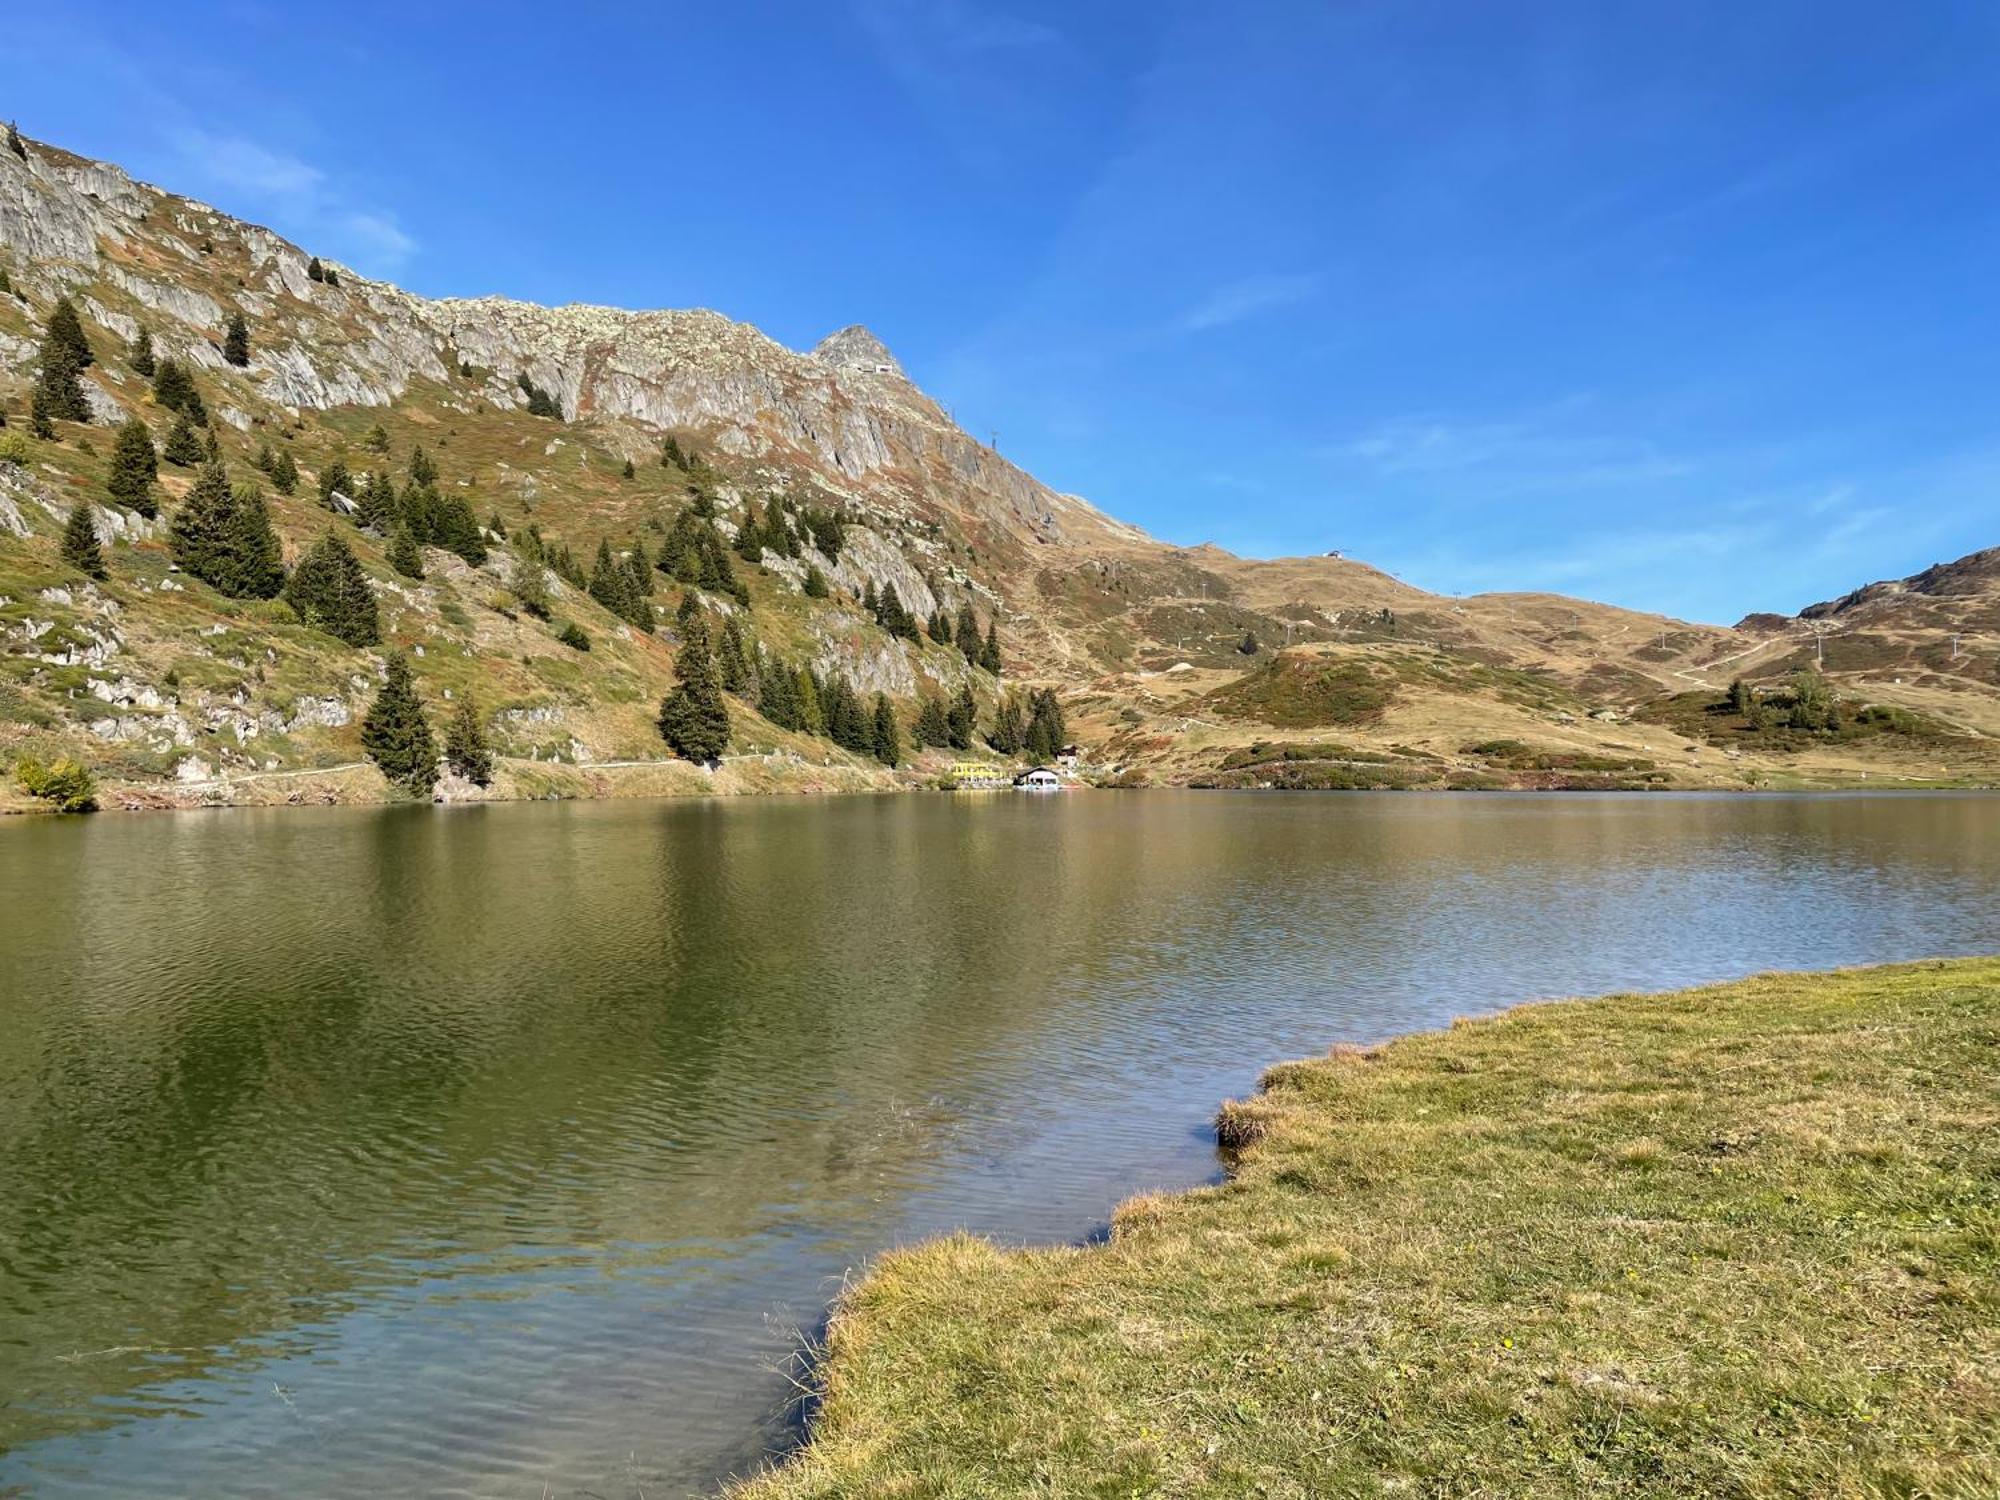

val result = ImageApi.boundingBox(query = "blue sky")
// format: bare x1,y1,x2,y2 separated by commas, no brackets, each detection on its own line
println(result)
6,2,1997,622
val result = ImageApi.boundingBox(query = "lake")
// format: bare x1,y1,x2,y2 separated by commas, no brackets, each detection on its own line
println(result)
3,791,1998,1498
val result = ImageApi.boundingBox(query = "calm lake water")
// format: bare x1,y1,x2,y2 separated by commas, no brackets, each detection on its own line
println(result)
2,791,1998,1497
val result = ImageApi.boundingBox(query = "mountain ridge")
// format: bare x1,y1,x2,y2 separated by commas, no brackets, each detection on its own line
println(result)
1,127,1994,807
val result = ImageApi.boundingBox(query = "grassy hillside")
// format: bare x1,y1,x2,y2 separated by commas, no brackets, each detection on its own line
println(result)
738,959,2000,1499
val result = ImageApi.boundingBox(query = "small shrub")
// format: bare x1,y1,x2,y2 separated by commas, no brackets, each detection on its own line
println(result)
557,621,590,651
16,755,97,812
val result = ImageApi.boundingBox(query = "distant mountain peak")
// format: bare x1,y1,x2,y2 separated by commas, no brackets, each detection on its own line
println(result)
811,325,904,378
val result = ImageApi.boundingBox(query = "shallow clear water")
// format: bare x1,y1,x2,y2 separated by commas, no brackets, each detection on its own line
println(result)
2,791,1998,1497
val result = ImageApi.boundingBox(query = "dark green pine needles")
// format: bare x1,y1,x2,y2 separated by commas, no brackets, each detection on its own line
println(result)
169,458,284,599
658,616,730,763
105,417,159,516
32,296,93,428
61,503,105,579
444,698,494,786
284,534,380,646
362,653,437,793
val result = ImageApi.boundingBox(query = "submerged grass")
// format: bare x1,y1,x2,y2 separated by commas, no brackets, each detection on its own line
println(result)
737,960,2000,1498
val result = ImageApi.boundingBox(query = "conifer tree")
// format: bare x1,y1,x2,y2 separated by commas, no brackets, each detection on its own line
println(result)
795,666,824,735
254,441,279,477
222,311,250,367
871,693,901,766
359,468,398,530
661,435,685,469
621,458,635,480
322,266,340,287
513,553,551,618
33,297,91,424
825,677,871,752
989,692,1025,755
557,620,590,650
105,417,159,516
161,411,205,466
408,444,437,487
170,460,285,599
284,534,380,646
1727,677,1754,716
1239,630,1260,655
270,447,299,495
307,255,325,283
956,602,981,663
203,425,221,462
1025,687,1067,762
928,608,951,645
27,393,54,440
61,502,105,579
46,296,92,370
362,652,437,793
151,359,206,423
759,657,802,729
445,698,495,785
863,579,880,619
947,684,977,749
915,695,950,748
717,614,753,694
981,620,1002,674
318,456,354,516
803,564,830,599
389,524,425,579
366,423,389,453
624,538,653,599
658,617,731,763
5,121,25,161
129,326,156,378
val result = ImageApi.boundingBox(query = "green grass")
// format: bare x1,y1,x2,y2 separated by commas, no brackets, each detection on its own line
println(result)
738,960,2000,1499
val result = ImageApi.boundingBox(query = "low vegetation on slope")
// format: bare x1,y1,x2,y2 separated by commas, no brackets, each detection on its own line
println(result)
740,960,2000,1499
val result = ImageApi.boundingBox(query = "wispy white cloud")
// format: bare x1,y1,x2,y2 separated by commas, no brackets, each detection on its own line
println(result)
1179,272,1320,333
166,125,415,274
1328,412,1693,495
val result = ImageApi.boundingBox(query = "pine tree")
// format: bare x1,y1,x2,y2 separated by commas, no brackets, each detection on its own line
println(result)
203,425,221,462
5,121,25,161
946,684,977,749
319,454,357,512
624,538,653,599
27,391,54,439
928,608,951,645
169,460,285,599
284,534,380,646
152,359,206,423
270,448,299,495
717,614,753,694
360,469,399,531
1727,677,1754,716
658,617,731,763
105,417,159,516
803,564,830,599
61,503,105,579
46,296,92,370
389,524,424,579
161,411,205,466
513,553,551,618
877,583,919,641
445,698,495,786
362,652,437,793
989,692,1025,755
621,457,635,480
306,256,325,283
915,695,950,748
863,579,880,619
1025,687,1067,762
322,266,340,287
590,537,641,623
871,693,901,766
33,298,91,424
365,423,390,454
825,677,871,753
981,621,1002,675
956,602,981,663
222,311,250,367
661,435,685,469
129,326,156,378
759,657,802,729
557,620,591,651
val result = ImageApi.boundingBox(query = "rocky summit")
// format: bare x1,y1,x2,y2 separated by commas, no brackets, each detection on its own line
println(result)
0,128,1995,809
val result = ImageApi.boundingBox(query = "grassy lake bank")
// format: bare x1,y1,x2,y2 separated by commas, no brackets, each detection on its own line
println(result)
737,959,2000,1499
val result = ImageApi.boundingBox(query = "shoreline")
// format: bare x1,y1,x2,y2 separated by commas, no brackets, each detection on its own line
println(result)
5,762,1993,817
730,958,2000,1498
